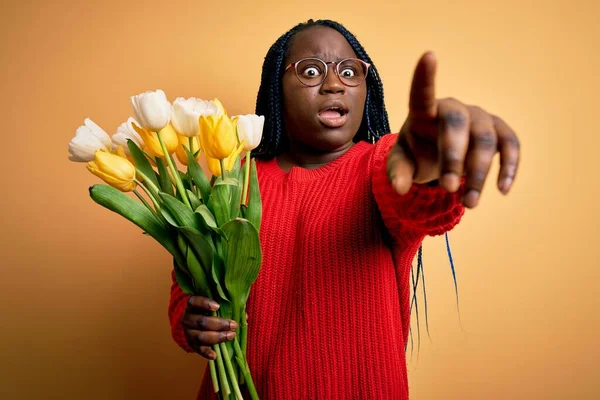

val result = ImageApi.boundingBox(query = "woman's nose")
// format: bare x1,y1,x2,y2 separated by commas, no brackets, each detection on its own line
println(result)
320,67,345,94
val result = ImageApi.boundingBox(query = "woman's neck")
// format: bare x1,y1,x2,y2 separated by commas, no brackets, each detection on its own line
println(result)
276,141,355,172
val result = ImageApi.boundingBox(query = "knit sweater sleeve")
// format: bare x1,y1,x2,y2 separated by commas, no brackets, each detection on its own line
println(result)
370,133,465,241
168,269,195,353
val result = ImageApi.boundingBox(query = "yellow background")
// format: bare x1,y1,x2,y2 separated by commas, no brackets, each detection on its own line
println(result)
2,0,599,398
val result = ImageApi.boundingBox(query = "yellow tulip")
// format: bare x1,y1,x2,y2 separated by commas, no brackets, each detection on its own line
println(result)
131,121,179,157
87,150,136,192
199,114,237,160
113,145,136,164
205,141,245,177
175,134,201,166
205,154,222,177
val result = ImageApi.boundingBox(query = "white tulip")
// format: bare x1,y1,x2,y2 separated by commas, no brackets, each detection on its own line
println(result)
68,118,112,162
171,97,225,137
235,114,265,151
130,89,172,132
112,117,144,155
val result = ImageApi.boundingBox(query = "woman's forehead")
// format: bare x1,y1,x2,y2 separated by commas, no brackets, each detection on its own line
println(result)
287,26,357,62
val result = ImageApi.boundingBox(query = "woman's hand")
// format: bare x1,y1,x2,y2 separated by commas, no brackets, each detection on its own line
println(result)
387,52,520,208
182,296,238,360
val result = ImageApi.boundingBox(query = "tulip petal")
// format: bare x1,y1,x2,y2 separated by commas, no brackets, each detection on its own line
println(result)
68,119,111,162
113,117,144,154
226,141,246,172
87,151,136,192
84,118,112,148
199,114,237,160
131,90,171,132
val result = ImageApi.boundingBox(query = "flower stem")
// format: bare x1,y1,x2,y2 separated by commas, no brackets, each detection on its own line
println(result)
133,188,155,213
241,151,251,205
214,343,231,397
242,311,248,357
189,137,195,155
209,360,219,393
233,338,259,400
219,342,244,400
134,169,160,196
133,178,160,211
219,159,226,181
157,130,192,209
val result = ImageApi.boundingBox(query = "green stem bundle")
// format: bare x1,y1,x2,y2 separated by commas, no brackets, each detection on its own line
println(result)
157,130,192,209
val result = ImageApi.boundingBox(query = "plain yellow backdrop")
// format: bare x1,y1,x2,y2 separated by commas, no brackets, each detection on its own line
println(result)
1,0,599,398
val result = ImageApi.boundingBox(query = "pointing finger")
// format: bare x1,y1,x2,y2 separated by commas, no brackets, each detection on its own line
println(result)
409,51,438,120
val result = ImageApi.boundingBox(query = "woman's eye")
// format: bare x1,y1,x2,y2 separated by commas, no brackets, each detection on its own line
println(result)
302,67,322,78
340,68,356,78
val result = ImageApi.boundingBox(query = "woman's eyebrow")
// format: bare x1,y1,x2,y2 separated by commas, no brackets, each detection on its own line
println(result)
306,54,353,62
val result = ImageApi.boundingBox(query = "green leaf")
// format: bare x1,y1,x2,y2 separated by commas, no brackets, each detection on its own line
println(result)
89,184,179,258
178,169,192,191
173,259,194,294
246,159,262,232
217,302,233,330
208,183,233,227
127,139,159,189
229,153,242,179
158,192,199,229
185,147,211,203
222,218,262,323
178,225,215,279
211,254,230,302
196,204,218,230
177,235,210,296
229,167,244,221
187,189,201,210
155,157,174,195
158,203,179,227
214,177,239,187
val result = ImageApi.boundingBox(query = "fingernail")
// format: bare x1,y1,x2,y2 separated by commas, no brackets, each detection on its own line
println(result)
210,301,220,311
230,321,239,330
464,190,479,207
226,332,236,341
500,177,513,194
393,177,405,193
442,173,460,192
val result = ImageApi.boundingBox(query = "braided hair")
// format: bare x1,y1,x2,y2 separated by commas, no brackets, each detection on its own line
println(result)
253,19,391,160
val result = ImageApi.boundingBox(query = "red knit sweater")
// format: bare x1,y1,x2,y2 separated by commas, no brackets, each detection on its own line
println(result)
168,133,465,399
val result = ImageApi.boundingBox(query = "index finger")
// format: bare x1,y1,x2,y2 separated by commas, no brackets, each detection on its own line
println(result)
186,296,220,313
409,51,438,120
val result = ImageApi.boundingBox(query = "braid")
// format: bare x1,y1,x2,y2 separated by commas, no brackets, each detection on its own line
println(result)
253,19,391,159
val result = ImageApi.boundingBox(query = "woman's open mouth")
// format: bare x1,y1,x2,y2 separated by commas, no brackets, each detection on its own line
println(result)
318,107,348,128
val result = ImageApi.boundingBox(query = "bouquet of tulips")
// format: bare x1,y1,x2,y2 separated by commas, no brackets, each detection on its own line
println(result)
68,90,264,400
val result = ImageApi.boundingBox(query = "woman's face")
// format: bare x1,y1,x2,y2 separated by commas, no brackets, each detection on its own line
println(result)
282,26,367,153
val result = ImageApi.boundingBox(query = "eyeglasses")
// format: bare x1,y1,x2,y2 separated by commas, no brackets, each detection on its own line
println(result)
284,57,371,87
